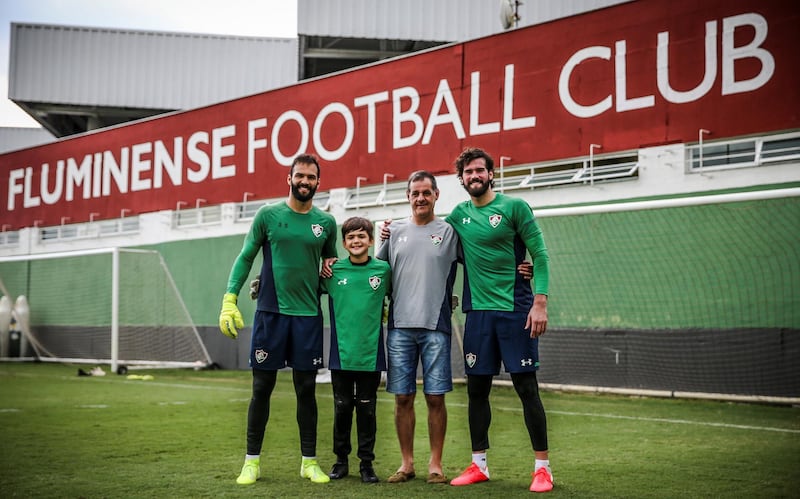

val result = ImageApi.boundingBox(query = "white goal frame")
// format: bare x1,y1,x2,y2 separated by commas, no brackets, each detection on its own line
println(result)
0,247,212,372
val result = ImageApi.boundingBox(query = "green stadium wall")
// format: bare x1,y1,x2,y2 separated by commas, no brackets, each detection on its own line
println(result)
2,196,797,397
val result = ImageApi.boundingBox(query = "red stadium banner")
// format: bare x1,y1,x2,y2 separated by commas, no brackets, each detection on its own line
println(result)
2,0,798,228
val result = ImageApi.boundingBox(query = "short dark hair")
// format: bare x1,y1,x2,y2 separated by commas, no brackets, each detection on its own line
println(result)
290,154,320,177
406,170,438,192
454,147,494,187
341,216,374,239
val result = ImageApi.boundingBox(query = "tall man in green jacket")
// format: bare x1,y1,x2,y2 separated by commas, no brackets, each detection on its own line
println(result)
446,147,554,493
219,154,338,486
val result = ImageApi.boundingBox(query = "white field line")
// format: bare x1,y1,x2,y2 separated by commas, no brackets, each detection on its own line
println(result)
116,378,800,435
439,401,800,434
3,374,795,435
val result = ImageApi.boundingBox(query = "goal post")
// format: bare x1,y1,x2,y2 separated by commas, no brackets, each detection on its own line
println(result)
0,247,213,372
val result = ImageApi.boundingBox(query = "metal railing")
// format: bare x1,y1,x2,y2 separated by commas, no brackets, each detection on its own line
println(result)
687,131,800,172
495,155,640,192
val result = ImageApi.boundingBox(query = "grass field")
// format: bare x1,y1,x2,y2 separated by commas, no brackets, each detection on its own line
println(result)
0,363,798,498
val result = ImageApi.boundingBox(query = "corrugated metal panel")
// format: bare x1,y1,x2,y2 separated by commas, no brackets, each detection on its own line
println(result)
299,0,635,41
0,127,54,154
526,0,634,25
8,23,299,110
299,0,497,41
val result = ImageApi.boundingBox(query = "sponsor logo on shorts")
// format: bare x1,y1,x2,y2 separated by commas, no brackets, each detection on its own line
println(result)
311,224,324,237
489,214,502,228
521,358,533,366
465,352,477,368
337,278,348,285
255,349,268,363
369,275,382,290
430,234,443,246
312,357,323,366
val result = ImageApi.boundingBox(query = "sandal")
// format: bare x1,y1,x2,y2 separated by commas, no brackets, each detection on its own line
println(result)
387,469,416,483
427,472,448,484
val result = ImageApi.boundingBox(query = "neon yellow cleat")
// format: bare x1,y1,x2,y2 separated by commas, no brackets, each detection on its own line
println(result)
300,458,331,483
236,458,260,485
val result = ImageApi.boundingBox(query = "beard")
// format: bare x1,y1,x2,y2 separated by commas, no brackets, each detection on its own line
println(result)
464,178,490,198
291,182,317,202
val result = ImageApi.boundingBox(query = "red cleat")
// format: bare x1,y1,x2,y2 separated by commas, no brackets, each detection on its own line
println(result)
530,467,554,492
450,463,489,486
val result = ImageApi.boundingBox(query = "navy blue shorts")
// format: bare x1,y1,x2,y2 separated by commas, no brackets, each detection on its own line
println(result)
462,310,540,375
250,310,324,370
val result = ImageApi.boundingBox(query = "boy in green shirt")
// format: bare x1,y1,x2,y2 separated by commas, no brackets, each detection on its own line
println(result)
321,217,391,483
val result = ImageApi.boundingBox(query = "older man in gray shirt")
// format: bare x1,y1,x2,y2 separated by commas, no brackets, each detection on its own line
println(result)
376,170,458,485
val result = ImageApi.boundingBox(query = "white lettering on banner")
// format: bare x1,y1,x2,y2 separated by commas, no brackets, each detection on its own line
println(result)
393,86,423,150
721,13,775,95
154,138,183,188
422,79,466,144
354,91,390,153
3,12,779,214
24,167,40,207
248,118,267,173
91,153,101,198
657,21,717,104
67,155,91,201
40,162,63,204
131,142,152,191
314,102,354,161
560,46,613,118
7,169,23,210
271,110,309,166
187,131,210,183
212,125,237,179
560,13,775,117
470,71,500,136
103,148,128,196
503,64,536,130
615,40,655,112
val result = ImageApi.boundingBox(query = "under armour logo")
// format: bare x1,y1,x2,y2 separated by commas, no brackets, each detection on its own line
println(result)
462,217,471,224
398,236,408,243
337,278,348,285
521,358,533,366
312,357,323,366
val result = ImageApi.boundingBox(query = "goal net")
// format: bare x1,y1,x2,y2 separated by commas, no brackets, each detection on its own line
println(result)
446,188,800,401
0,248,212,371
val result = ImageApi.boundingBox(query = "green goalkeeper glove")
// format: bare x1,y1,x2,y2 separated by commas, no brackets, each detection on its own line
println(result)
219,293,244,339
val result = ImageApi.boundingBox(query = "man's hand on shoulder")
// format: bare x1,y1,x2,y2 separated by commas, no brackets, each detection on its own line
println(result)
320,257,338,278
379,219,393,241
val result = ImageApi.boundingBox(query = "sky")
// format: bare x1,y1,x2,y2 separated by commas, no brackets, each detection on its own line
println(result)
0,0,298,127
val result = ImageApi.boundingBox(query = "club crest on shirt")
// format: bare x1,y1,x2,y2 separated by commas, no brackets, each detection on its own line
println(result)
311,224,324,237
369,275,382,290
465,352,477,368
255,349,268,363
430,234,443,246
489,214,502,228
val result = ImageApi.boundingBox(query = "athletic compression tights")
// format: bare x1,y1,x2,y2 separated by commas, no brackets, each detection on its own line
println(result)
246,369,277,455
245,369,318,457
466,372,548,452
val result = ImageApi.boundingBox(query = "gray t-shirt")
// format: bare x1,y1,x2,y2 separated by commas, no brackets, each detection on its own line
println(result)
376,217,458,333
